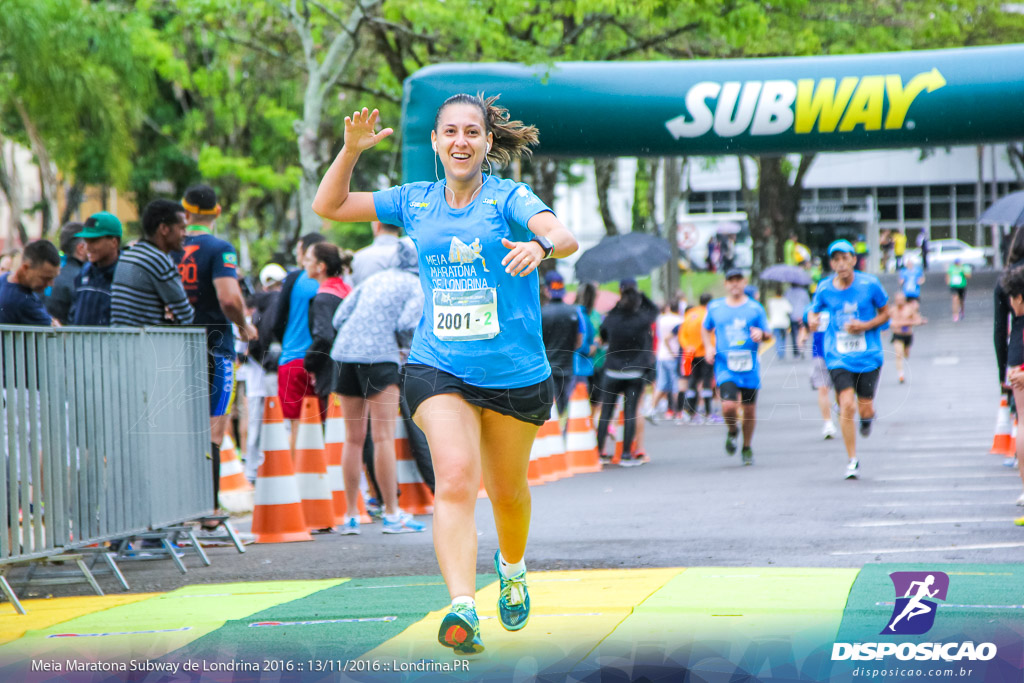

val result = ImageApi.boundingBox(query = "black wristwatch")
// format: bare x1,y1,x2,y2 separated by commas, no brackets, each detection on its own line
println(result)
530,235,555,259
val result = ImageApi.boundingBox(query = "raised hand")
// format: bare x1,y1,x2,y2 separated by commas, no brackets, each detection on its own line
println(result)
344,107,394,152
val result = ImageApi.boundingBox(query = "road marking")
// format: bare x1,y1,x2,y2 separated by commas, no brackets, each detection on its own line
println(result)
873,472,1017,481
861,501,1012,507
844,517,1019,528
878,461,1003,469
830,542,1024,556
932,356,960,366
862,485,1019,493
250,617,397,627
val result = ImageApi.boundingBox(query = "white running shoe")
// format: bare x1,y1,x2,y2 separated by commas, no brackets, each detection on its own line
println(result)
822,420,837,440
844,458,860,480
1016,491,1024,507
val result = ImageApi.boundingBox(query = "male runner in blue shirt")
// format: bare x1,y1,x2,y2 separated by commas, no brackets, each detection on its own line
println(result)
809,240,889,479
701,268,771,466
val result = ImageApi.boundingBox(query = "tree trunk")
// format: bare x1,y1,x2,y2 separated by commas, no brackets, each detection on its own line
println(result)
594,158,619,237
14,99,58,237
632,158,654,233
662,157,685,303
0,139,27,249
61,181,85,225
287,0,376,234
754,154,815,276
1009,143,1024,186
526,157,558,208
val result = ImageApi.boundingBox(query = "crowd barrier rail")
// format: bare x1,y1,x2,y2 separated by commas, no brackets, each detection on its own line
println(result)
0,326,211,598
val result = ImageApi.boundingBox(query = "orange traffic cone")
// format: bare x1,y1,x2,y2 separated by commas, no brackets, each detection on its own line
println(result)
295,397,337,531
527,435,548,487
251,397,312,543
611,400,626,466
566,382,601,474
218,433,254,512
535,405,568,482
990,397,1013,455
395,419,434,515
323,394,372,524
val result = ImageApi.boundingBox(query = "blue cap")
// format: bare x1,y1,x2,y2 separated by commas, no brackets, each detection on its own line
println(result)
828,239,856,256
724,268,744,280
619,278,638,290
545,270,565,297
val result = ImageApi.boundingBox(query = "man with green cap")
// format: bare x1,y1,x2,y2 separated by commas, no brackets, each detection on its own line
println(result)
69,211,122,326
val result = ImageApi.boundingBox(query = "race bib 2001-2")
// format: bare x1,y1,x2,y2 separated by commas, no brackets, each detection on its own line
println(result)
433,288,500,341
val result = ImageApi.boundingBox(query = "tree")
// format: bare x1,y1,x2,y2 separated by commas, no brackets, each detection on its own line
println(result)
0,0,152,237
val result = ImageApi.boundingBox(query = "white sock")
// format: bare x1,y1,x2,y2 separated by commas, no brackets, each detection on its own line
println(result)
499,553,526,577
451,596,475,609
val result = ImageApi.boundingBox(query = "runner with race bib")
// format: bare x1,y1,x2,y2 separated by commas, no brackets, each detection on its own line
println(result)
312,95,578,656
809,240,890,480
701,268,772,467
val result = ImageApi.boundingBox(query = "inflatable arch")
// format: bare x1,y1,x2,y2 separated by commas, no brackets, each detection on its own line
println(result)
401,44,1024,182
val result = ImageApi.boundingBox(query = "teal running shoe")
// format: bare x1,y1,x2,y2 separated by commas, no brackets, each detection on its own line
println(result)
438,603,484,655
725,430,738,456
493,550,530,631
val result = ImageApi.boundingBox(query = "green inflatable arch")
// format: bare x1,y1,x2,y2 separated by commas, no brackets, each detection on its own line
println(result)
401,44,1024,182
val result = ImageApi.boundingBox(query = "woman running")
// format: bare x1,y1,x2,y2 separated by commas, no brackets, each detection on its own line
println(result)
312,96,578,654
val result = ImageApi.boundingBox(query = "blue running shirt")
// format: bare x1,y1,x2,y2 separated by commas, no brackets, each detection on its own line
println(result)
374,175,553,388
702,297,770,390
899,265,923,298
280,272,320,365
811,272,888,373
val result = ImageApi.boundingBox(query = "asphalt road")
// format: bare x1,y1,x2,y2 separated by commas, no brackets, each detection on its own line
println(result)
15,270,1022,597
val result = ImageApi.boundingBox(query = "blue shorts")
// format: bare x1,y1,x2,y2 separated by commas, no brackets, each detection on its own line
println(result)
655,359,680,394
208,353,234,418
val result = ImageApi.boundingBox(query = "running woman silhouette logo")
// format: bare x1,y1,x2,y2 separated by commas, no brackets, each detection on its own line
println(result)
883,571,949,635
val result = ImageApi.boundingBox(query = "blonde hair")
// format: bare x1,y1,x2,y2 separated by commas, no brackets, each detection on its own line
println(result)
434,93,539,167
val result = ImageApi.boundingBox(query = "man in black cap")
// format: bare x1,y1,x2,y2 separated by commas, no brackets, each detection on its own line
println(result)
173,184,256,522
44,221,88,324
69,212,123,326
541,269,583,416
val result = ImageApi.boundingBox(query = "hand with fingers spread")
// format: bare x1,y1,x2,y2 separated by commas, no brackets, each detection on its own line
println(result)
501,238,545,277
344,107,394,153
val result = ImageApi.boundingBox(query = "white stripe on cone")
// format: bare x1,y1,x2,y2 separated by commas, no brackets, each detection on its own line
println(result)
254,476,303,507
396,459,425,484
325,415,346,444
262,423,290,452
295,473,334,500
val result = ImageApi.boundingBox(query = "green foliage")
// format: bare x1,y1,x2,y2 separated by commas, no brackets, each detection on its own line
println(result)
0,0,153,187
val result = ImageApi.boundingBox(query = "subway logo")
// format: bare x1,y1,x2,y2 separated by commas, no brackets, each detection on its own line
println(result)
665,68,946,139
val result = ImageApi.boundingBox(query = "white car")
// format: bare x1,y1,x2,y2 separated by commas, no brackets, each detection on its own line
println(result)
897,239,988,272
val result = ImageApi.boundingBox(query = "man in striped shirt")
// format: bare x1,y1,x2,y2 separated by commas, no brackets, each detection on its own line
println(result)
111,199,194,327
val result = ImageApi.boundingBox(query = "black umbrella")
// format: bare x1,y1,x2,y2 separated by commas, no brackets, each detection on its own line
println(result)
980,190,1024,228
573,233,672,283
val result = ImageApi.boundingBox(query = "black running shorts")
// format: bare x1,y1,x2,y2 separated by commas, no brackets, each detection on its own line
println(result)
335,361,400,399
719,381,758,404
402,363,554,427
829,367,880,400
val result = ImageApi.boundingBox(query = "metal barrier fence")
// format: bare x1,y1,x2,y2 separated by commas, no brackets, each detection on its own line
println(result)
1,326,211,565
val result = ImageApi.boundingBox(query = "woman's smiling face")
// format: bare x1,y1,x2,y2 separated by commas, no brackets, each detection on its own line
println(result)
432,103,492,183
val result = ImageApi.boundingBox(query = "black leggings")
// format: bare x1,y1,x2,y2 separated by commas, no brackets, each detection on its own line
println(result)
595,376,646,456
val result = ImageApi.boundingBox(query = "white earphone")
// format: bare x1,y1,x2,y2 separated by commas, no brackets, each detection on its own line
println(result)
487,143,492,153
432,141,437,152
